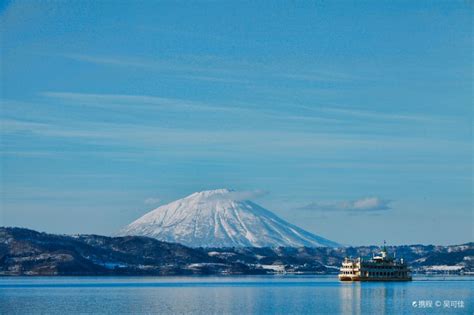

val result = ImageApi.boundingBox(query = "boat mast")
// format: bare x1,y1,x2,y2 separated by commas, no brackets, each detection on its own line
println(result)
381,240,387,259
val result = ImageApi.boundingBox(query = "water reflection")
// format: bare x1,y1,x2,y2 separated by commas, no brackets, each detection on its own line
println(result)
339,282,408,315
340,282,362,315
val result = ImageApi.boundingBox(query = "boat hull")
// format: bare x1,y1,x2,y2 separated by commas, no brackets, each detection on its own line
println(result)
338,275,412,282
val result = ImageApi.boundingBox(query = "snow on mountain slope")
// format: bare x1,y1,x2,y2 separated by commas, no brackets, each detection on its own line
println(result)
118,189,339,248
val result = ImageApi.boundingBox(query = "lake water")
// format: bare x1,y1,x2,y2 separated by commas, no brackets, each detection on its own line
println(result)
0,276,471,314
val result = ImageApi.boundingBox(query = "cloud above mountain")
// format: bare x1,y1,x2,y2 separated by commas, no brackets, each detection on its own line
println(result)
297,197,392,214
206,189,269,202
144,197,162,205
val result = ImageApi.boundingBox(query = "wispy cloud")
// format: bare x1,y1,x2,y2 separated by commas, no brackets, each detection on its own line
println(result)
57,53,359,86
0,118,50,131
207,189,269,202
63,54,153,68
144,197,161,205
39,92,341,124
42,91,239,113
280,70,361,83
42,91,451,129
58,54,249,84
296,197,392,214
1,115,467,156
320,107,449,123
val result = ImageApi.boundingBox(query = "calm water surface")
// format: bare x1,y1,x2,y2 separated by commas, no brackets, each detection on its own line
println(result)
0,275,471,314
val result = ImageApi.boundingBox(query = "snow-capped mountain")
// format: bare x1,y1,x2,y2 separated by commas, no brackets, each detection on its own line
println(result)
119,189,339,248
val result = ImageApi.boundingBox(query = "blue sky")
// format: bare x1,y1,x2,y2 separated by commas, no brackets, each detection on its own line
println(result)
1,1,472,245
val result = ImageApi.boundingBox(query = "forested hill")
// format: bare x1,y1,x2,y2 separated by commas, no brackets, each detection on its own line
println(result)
1,227,472,276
